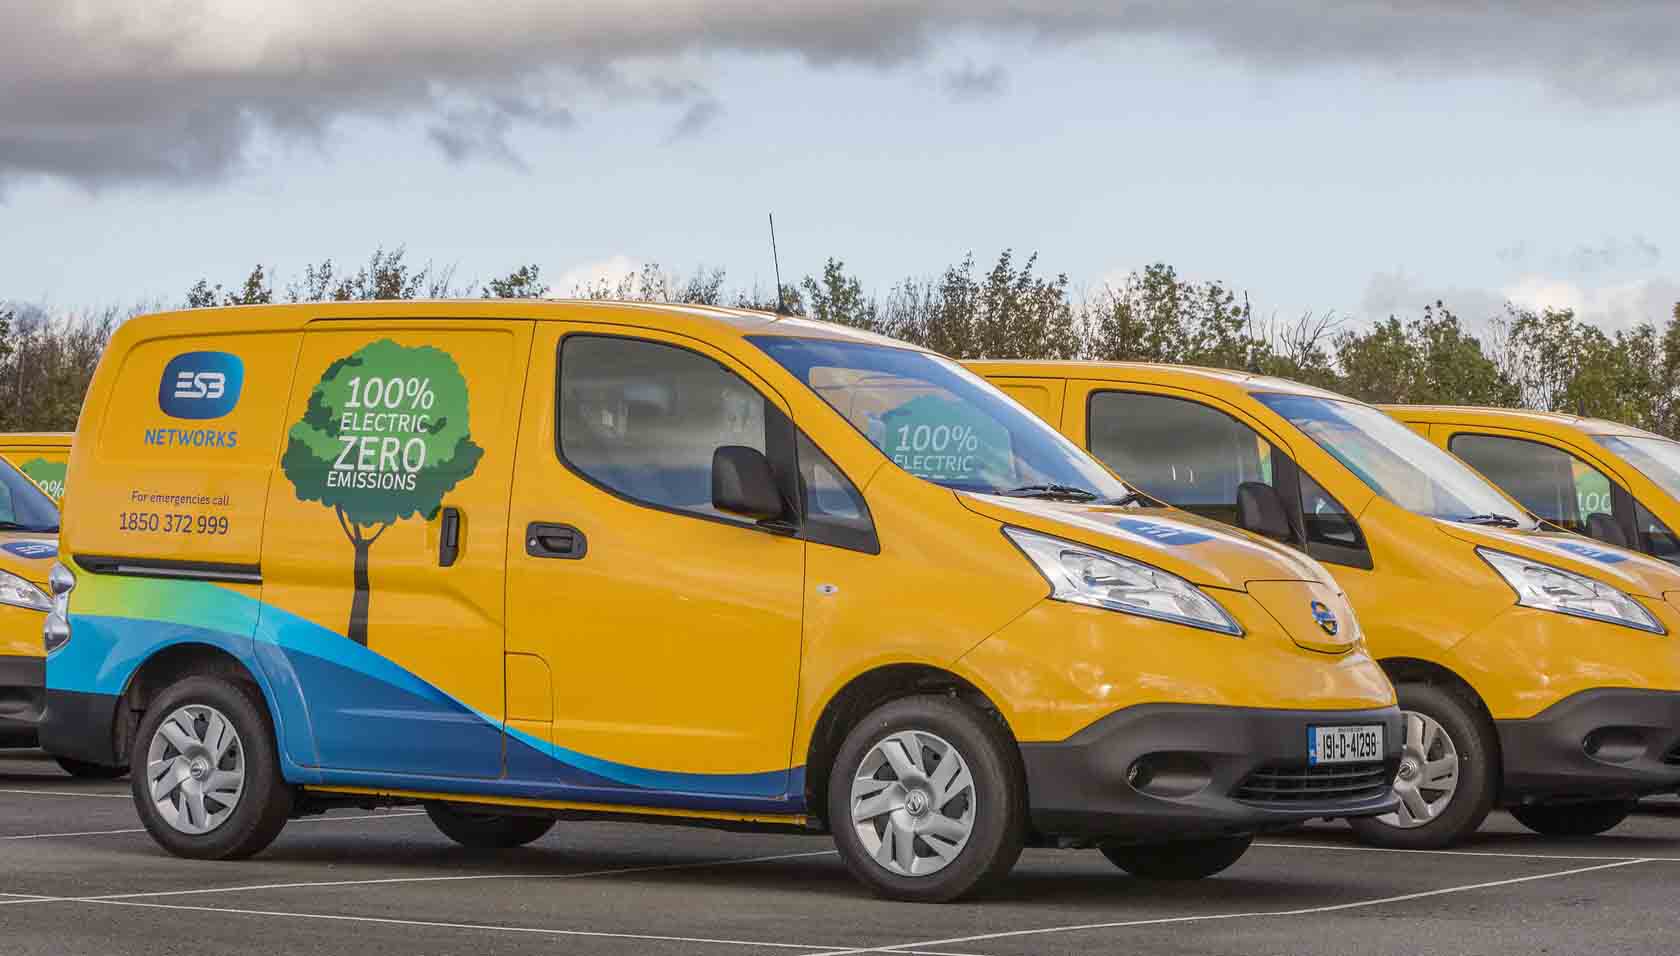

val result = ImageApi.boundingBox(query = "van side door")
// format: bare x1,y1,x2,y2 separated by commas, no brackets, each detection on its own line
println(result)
503,324,805,808
259,319,532,779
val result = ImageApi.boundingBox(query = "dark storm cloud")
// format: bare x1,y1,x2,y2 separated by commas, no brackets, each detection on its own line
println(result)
5,1,1678,189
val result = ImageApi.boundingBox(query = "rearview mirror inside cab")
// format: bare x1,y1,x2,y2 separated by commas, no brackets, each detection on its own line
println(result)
712,445,783,520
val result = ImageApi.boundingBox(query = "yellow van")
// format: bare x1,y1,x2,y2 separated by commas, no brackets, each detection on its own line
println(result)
0,432,73,502
41,301,1400,900
0,455,62,750
1384,406,1680,567
968,361,1680,848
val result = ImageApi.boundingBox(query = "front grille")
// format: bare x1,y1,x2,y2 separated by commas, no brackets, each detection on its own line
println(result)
1232,762,1391,806
1663,743,1680,766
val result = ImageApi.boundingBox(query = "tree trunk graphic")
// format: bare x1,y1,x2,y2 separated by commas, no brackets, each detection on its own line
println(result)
336,505,389,647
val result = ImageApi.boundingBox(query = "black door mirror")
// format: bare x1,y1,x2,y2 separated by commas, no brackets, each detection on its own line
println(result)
1236,482,1295,543
712,446,785,521
1585,512,1629,550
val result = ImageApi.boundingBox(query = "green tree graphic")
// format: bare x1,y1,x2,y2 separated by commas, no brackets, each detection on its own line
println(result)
281,339,483,645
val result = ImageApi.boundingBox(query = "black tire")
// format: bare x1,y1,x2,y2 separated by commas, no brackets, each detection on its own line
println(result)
130,675,292,860
1348,681,1498,850
827,695,1025,903
425,802,556,848
1509,800,1633,837
55,756,127,779
1099,835,1253,880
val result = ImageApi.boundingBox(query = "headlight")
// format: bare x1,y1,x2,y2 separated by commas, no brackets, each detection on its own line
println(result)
1479,548,1664,634
0,569,50,612
1005,527,1242,636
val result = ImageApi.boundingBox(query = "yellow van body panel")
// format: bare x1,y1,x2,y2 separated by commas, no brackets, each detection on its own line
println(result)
968,361,1680,723
48,304,1398,829
0,433,72,502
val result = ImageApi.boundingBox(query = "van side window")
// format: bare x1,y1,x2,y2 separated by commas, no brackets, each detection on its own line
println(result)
559,335,773,524
1634,500,1680,565
1449,434,1612,535
1300,472,1364,550
797,432,878,553
1088,391,1275,526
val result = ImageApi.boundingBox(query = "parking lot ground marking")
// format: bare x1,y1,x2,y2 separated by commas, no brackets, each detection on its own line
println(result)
0,788,129,799
62,848,840,903
0,809,424,842
10,898,990,956
1254,840,1644,862
802,858,1651,956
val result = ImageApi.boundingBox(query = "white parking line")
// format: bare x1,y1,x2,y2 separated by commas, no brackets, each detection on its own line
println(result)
0,810,424,842
0,788,129,799
1254,840,1647,863
800,858,1650,956
74,899,987,956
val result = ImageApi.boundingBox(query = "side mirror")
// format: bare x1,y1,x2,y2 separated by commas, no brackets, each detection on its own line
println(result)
1236,482,1295,543
1585,512,1629,550
712,446,785,521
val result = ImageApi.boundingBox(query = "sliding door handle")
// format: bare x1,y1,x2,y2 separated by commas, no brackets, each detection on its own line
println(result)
526,522,587,559
438,507,462,567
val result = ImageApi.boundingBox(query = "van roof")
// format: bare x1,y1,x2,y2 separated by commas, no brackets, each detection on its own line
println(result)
964,360,1350,402
1378,404,1661,439
114,299,914,350
0,432,73,443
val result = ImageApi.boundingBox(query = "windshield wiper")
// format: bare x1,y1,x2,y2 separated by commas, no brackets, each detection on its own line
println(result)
999,483,1100,502
1097,490,1150,507
1451,513,1521,528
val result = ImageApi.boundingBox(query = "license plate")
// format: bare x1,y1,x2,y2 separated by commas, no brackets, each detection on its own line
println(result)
1308,724,1383,765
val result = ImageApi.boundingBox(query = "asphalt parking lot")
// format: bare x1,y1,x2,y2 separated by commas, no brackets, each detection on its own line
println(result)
2,749,1678,955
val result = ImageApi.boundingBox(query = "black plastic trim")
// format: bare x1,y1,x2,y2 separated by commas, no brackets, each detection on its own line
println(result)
37,689,121,766
1021,702,1403,842
75,554,261,584
1496,687,1680,802
0,654,45,740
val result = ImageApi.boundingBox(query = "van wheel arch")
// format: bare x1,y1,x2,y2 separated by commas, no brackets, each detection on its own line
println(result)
113,644,267,769
1378,657,1502,776
804,664,1018,832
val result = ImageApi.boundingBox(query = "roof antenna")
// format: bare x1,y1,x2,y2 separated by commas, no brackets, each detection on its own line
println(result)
769,212,791,316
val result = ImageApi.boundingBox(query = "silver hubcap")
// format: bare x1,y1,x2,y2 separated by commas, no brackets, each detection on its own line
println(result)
146,704,246,835
1378,709,1460,829
850,730,977,877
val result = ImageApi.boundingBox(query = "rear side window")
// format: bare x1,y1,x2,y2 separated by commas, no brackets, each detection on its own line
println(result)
560,336,772,523
797,432,877,553
1300,472,1363,551
1449,434,1611,535
1089,391,1273,526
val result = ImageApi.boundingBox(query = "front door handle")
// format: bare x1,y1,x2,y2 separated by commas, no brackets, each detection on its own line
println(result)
526,522,587,559
438,507,462,567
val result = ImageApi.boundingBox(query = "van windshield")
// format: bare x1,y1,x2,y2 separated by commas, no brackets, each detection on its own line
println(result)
1595,435,1680,501
0,455,60,533
1254,393,1536,529
751,337,1130,502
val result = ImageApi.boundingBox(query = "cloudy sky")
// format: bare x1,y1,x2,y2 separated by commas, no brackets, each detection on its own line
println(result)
4,1,1677,331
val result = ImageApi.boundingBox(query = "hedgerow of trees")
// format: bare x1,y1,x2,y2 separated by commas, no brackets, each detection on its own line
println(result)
4,246,1679,438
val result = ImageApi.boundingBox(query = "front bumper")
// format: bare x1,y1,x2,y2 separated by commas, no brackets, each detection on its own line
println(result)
1497,688,1680,802
0,654,44,748
1021,703,1403,843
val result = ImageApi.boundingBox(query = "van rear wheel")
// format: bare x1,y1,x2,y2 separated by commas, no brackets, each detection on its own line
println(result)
1348,681,1496,849
425,802,556,848
1099,835,1253,880
1509,800,1633,837
828,695,1025,903
130,675,292,859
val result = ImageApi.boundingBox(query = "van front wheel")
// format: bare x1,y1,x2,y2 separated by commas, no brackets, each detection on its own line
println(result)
828,696,1025,903
130,675,292,859
1509,800,1633,837
425,802,556,848
1099,835,1253,880
1348,681,1497,849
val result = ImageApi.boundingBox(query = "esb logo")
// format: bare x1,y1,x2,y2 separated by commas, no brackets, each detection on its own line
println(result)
159,352,244,419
